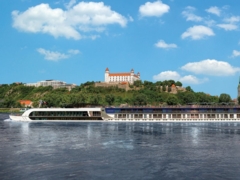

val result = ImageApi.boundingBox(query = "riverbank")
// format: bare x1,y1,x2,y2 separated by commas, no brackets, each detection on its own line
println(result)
0,108,20,113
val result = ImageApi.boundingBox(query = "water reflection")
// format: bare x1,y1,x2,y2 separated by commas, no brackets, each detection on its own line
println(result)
1,114,240,179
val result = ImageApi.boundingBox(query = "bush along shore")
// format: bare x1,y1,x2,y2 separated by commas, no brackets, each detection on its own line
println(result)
0,108,20,113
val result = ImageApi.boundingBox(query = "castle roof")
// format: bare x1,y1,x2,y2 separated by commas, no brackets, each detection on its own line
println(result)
106,68,140,78
109,73,131,76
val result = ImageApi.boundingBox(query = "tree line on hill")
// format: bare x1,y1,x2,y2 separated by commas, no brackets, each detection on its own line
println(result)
0,80,238,108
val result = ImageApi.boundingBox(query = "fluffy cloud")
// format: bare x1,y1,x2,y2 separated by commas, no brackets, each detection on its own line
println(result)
180,75,207,84
224,16,240,23
139,1,170,17
155,40,177,49
12,2,128,40
182,6,203,22
205,6,221,16
65,0,77,9
217,24,238,31
37,48,80,61
181,25,215,40
68,49,80,55
181,59,240,76
153,71,206,84
232,50,240,58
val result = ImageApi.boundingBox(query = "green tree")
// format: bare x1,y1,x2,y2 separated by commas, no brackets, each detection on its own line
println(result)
162,85,166,92
166,95,178,105
219,93,231,103
167,86,171,92
195,92,211,103
175,81,182,87
89,94,102,105
155,81,162,86
133,80,142,87
132,94,147,105
238,96,240,105
115,96,123,105
105,94,115,105
69,93,86,106
2,98,16,108
177,92,196,105
186,86,194,92
167,80,175,86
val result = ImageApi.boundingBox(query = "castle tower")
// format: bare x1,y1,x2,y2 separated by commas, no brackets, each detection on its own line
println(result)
130,69,134,74
137,72,140,79
238,77,240,98
105,68,109,83
130,69,134,83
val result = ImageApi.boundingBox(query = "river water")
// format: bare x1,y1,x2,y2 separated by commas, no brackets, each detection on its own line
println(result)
1,113,240,180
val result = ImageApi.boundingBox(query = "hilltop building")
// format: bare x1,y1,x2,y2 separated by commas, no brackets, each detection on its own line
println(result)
95,68,141,91
24,80,76,91
104,68,140,84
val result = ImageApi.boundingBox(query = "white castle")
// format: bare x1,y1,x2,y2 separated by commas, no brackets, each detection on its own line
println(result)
104,68,140,84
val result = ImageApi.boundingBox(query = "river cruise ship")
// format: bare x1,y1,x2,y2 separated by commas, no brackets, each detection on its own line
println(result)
9,108,109,121
105,105,240,121
9,105,240,122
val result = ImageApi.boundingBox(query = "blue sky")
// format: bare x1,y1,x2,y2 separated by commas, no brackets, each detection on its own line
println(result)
1,0,240,99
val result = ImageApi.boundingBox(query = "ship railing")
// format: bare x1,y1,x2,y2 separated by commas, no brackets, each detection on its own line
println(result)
104,105,240,108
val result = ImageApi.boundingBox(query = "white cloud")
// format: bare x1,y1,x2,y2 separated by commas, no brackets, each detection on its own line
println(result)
139,1,170,17
181,25,215,40
68,49,80,55
155,40,177,49
181,59,240,76
37,48,69,61
153,71,206,84
204,19,216,27
12,2,128,40
128,15,134,22
79,26,105,33
68,2,127,27
180,75,208,84
81,35,101,40
205,6,221,16
37,48,80,61
224,16,240,23
182,6,203,22
217,24,238,31
153,71,180,80
65,0,77,9
232,50,240,58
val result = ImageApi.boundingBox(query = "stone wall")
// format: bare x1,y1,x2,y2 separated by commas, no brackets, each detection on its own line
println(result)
95,82,130,91
95,82,186,93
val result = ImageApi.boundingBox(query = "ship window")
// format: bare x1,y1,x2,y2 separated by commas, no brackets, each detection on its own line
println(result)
93,111,101,116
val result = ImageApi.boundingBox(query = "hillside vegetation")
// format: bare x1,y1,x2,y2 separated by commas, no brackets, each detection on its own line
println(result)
0,80,236,108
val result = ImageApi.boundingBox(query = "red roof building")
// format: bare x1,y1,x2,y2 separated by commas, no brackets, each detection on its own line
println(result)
19,100,33,107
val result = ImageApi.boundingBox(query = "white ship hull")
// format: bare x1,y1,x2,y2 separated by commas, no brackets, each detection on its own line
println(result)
9,115,30,121
9,106,240,122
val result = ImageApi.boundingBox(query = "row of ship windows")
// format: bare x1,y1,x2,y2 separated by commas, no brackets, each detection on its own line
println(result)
114,114,240,118
29,111,101,117
108,110,240,113
29,117,103,120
